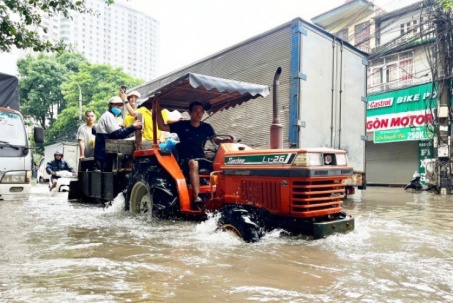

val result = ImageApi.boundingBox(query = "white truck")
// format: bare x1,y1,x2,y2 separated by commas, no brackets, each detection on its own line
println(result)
0,72,44,201
133,18,368,195
37,142,79,184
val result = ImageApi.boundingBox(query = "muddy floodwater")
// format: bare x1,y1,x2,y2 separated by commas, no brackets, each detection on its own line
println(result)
1,185,453,303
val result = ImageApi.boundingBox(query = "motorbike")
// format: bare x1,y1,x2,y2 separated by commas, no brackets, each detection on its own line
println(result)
50,170,77,192
404,171,440,193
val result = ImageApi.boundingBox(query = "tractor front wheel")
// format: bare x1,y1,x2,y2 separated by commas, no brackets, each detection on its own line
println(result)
217,207,263,243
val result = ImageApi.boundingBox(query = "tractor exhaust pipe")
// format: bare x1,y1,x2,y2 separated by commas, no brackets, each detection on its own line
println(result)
270,67,283,149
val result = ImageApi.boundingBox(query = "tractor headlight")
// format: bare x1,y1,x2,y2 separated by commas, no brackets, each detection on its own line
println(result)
293,153,323,166
293,152,348,166
336,153,347,166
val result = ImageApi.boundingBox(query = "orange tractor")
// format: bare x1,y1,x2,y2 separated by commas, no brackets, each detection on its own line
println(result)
70,72,354,242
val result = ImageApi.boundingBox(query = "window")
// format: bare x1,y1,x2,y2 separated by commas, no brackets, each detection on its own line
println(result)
355,21,370,52
371,67,383,87
355,21,370,45
368,52,413,92
336,28,348,41
386,63,398,83
400,58,413,81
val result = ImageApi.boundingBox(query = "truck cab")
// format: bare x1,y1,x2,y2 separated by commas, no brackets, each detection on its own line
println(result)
0,107,43,200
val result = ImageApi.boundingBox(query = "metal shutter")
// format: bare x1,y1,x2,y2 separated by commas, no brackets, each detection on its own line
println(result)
366,141,419,185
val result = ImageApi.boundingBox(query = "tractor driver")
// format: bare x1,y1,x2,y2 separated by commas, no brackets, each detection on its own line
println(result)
154,100,235,205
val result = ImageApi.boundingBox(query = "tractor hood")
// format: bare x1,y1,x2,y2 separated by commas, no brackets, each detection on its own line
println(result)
137,73,270,114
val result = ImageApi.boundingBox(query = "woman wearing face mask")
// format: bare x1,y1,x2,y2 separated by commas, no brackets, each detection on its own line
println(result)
93,96,142,172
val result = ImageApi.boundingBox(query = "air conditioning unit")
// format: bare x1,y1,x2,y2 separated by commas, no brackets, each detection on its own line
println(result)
423,159,437,185
438,144,449,157
438,106,449,118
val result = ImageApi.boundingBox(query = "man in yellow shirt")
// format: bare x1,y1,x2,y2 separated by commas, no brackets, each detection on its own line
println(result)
136,106,169,142
122,90,169,142
123,90,140,127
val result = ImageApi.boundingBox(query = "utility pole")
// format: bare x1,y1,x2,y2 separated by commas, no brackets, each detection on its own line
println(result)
75,83,82,121
433,0,453,194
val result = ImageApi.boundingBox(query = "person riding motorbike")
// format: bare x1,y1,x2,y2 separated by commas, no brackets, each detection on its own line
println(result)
404,171,440,193
46,151,75,191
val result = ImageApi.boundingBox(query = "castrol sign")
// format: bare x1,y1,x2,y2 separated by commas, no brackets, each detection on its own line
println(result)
367,98,393,109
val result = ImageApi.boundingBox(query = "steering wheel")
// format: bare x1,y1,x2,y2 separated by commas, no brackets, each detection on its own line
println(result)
203,134,236,159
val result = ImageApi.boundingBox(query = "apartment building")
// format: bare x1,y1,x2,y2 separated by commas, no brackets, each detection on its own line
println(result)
43,0,159,80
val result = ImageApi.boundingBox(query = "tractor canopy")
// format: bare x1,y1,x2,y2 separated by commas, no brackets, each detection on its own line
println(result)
137,73,270,114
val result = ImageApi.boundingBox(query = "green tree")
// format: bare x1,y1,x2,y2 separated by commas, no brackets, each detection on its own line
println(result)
438,0,453,9
18,51,143,144
61,63,143,116
48,63,143,144
0,0,114,52
17,52,88,129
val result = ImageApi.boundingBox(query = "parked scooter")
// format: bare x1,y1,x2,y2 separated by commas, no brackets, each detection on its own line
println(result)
50,171,77,192
404,171,440,193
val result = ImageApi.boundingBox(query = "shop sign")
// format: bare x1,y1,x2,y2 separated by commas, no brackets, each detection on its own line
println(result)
418,141,434,181
374,126,432,143
367,83,437,116
367,110,433,132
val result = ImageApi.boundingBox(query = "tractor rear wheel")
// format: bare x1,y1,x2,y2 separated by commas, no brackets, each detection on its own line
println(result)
217,207,263,243
129,181,153,216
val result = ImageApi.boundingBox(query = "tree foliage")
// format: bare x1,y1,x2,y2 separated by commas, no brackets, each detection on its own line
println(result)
61,63,143,117
18,52,144,145
18,52,88,129
438,0,453,9
0,0,114,52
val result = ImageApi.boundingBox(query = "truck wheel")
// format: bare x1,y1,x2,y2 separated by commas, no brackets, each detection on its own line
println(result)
129,181,153,215
217,208,263,243
39,177,44,184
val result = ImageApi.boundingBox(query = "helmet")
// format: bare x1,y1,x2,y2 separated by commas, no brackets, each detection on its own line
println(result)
54,150,63,156
127,90,141,99
108,96,123,104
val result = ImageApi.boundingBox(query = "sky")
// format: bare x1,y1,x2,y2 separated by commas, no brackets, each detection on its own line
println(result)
123,0,345,76
0,0,417,77
123,0,418,78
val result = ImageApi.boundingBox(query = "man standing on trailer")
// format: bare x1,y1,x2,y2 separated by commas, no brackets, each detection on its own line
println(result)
154,100,234,206
77,110,96,161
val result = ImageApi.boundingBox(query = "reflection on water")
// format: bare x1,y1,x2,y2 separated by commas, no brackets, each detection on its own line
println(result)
0,185,452,302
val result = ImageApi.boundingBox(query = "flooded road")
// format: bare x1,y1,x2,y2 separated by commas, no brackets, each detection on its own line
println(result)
1,185,453,303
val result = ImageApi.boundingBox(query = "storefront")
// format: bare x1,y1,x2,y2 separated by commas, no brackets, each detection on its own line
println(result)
366,83,436,185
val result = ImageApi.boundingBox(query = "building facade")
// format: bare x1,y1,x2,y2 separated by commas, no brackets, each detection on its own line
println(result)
42,0,159,80
312,0,449,186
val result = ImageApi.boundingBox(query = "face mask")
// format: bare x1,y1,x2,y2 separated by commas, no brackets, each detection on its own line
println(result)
111,107,121,116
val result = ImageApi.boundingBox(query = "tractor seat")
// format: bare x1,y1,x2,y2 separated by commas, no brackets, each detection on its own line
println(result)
199,168,211,175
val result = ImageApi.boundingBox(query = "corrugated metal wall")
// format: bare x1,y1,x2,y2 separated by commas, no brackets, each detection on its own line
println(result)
202,26,292,149
366,141,419,185
136,22,293,149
